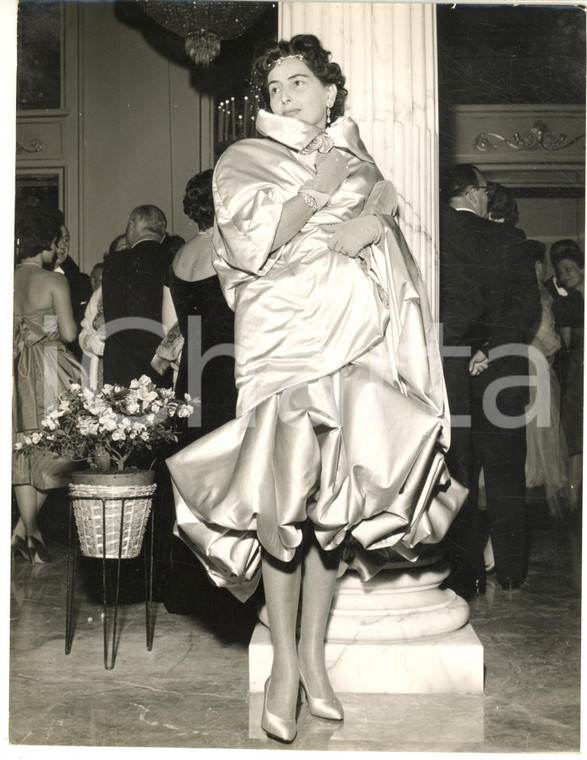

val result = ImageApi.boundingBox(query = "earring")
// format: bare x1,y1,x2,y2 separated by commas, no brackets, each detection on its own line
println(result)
326,106,331,126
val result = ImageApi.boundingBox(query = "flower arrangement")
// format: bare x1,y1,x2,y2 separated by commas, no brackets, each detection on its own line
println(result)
14,376,195,473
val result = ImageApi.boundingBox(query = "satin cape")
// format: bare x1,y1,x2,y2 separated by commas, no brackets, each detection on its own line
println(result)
167,111,466,601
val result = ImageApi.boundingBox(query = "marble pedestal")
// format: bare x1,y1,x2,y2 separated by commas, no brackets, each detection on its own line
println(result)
249,620,483,694
249,555,484,694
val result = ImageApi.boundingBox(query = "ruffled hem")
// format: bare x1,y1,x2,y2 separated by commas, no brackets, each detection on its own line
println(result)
167,343,466,601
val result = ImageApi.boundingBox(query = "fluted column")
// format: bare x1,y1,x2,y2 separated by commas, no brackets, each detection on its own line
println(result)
280,2,440,315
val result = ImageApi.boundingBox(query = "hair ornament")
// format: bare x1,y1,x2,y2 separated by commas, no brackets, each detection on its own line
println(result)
274,53,305,67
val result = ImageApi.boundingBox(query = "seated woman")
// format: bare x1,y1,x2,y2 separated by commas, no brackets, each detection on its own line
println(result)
167,35,465,742
12,207,82,564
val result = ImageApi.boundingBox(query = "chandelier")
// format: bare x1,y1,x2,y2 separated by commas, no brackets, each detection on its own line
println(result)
137,0,270,67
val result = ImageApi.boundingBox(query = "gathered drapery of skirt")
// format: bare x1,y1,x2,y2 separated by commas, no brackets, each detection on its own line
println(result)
167,339,465,601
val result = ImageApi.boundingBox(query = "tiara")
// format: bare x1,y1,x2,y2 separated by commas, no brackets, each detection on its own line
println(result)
273,54,305,67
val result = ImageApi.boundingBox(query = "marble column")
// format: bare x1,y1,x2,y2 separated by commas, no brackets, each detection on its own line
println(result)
248,2,483,695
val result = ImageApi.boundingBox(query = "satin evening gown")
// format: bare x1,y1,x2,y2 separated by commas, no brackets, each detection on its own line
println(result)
525,283,568,516
13,308,82,488
167,110,466,601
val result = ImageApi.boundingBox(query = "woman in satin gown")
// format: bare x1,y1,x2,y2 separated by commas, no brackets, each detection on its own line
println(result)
167,34,465,742
12,208,81,564
524,242,568,515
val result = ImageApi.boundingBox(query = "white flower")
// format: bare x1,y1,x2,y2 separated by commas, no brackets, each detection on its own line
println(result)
14,442,22,450
31,432,42,444
69,383,81,392
177,405,193,418
41,418,57,430
98,415,117,432
23,435,32,445
126,401,140,414
101,384,113,394
111,429,126,441
140,431,150,441
82,387,95,403
78,418,99,436
140,390,158,406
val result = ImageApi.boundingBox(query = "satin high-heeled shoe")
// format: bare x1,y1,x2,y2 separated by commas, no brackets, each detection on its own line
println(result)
299,667,344,721
11,535,32,563
261,676,298,743
27,536,51,565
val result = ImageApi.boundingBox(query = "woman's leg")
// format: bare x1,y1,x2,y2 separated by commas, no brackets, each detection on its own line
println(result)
297,527,341,698
13,485,47,539
261,546,302,719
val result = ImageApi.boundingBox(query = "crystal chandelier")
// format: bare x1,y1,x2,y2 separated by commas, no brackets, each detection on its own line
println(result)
137,0,270,67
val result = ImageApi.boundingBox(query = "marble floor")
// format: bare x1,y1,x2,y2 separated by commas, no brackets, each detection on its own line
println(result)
8,494,582,755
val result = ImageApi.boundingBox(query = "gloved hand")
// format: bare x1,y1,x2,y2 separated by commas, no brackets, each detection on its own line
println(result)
324,215,383,258
310,148,349,195
87,330,105,356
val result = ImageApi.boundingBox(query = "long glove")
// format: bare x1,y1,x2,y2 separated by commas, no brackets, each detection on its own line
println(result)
307,148,349,196
324,214,383,258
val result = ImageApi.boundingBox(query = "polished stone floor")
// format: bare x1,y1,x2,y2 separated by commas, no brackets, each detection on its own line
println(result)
9,494,582,754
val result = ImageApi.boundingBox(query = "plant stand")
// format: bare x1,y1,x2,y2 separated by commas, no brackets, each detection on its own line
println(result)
65,470,157,670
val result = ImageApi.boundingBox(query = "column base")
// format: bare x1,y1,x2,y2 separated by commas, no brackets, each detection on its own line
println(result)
248,621,484,694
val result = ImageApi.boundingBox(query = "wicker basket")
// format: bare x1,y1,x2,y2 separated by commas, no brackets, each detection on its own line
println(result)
69,470,157,559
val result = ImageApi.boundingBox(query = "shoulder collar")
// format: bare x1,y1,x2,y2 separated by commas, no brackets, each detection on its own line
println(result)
255,109,375,164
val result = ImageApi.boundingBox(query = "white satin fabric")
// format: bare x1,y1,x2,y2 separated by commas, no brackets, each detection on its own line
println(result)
167,111,466,601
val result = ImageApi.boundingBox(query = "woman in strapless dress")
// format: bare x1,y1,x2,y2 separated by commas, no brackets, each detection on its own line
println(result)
13,207,81,564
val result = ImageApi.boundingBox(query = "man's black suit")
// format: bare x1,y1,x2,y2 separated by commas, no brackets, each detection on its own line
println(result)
439,207,541,590
102,239,172,387
439,206,504,593
470,222,540,588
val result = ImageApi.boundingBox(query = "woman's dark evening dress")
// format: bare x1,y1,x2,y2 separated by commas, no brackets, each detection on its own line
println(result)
159,264,237,613
554,290,584,456
167,265,236,433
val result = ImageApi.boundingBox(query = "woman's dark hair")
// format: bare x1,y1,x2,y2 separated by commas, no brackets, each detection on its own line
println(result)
550,238,582,267
252,34,348,122
107,234,127,258
165,234,186,258
555,248,585,271
487,182,519,227
526,239,547,266
183,169,215,230
15,206,61,261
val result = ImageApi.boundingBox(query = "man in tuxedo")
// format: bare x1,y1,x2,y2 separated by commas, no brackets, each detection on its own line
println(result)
102,204,172,386
439,164,502,597
439,164,540,595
